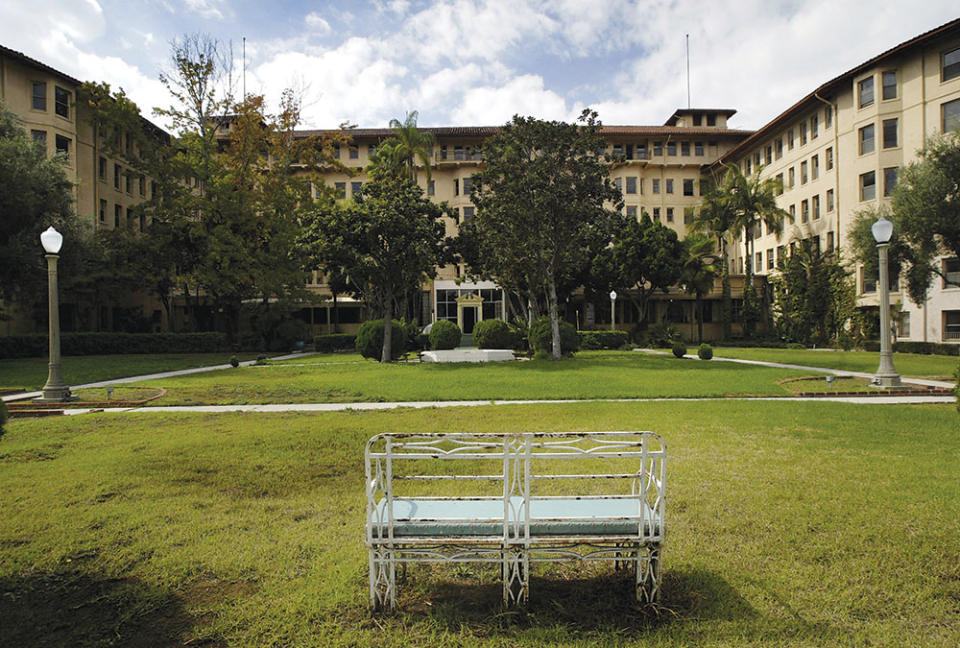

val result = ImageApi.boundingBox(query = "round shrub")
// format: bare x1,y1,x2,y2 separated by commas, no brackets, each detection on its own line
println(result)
533,349,550,361
529,316,580,356
229,355,240,368
697,343,713,360
672,341,688,358
429,319,462,350
356,319,409,361
473,319,517,349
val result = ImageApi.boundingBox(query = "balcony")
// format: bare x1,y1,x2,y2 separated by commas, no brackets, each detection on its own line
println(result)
435,150,483,163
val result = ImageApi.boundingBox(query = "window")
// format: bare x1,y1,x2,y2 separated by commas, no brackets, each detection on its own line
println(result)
32,82,47,110
801,199,809,222
439,145,447,160
745,159,752,175
707,114,717,126
811,115,818,139
55,134,70,162
368,144,376,157
942,99,960,132
898,311,910,338
861,267,877,294
114,204,122,229
626,205,637,217
453,179,459,196
944,258,960,288
811,154,819,180
755,252,762,271
754,152,761,167
351,181,362,197
126,174,132,194
860,171,876,201
800,161,808,184
859,123,875,154
614,177,623,194
346,146,357,160
826,147,834,170
812,194,820,220
942,46,960,82
788,167,795,188
827,231,834,252
944,311,960,341
333,144,340,159
824,104,833,128
462,206,475,221
799,122,807,145
882,118,898,148
789,204,796,222
637,143,647,159
54,87,70,119
775,173,784,195
428,180,435,196
626,177,637,194
98,156,106,180
653,141,663,156
695,141,704,156
667,141,677,156
652,179,661,194
883,167,898,196
826,188,835,212
612,144,623,158
775,138,783,159
335,182,346,198
787,129,794,149
653,207,661,220
666,207,674,222
765,145,772,164
665,179,674,194
99,199,106,223
683,207,694,224
139,176,145,196
767,249,774,270
882,70,898,100
31,130,46,148
777,246,785,265
858,76,874,107
692,114,702,126
139,213,146,232
683,179,694,196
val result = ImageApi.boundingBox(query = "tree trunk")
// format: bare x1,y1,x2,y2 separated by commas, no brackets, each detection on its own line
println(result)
381,298,393,363
720,237,732,339
696,293,704,343
547,268,561,360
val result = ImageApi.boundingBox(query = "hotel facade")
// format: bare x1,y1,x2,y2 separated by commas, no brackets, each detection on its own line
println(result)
1,17,959,343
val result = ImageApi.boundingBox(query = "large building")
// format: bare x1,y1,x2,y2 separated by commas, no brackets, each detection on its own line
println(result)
2,17,959,343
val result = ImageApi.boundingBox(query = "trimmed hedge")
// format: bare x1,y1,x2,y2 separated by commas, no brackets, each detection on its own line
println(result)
672,341,688,358
355,320,408,361
861,340,959,356
0,332,229,359
578,330,630,350
698,343,713,360
314,334,357,353
529,317,579,356
473,319,517,349
429,319,462,350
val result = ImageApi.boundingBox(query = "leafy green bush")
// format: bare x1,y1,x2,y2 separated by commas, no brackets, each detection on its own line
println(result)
837,332,854,351
314,334,356,353
429,319,461,350
355,319,408,361
0,399,7,440
0,332,230,358
646,322,682,348
528,316,579,356
229,355,240,368
400,319,429,352
698,343,713,360
473,319,517,349
533,349,550,361
861,341,959,356
578,330,630,350
672,341,688,358
954,360,959,413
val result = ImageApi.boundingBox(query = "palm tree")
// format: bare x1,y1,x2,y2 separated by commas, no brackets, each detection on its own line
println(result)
693,171,737,338
679,233,719,343
387,111,436,184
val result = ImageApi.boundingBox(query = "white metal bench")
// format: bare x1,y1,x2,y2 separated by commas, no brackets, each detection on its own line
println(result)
364,431,666,611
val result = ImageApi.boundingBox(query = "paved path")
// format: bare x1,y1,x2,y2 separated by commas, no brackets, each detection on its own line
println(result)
1,352,315,403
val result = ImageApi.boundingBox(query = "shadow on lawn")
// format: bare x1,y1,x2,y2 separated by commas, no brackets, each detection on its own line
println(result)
0,567,217,648
391,565,755,636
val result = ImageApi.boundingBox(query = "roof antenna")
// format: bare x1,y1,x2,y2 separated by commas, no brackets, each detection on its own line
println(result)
242,36,246,99
686,33,691,109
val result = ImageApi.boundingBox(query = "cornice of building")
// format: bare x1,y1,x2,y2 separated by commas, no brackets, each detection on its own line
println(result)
295,125,755,140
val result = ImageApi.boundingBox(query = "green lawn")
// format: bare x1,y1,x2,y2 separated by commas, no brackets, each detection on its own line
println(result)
0,353,262,391
133,351,816,405
714,347,958,379
1,401,958,647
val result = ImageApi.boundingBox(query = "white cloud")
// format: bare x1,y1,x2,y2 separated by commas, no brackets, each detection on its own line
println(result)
451,74,574,124
305,12,332,35
182,0,228,20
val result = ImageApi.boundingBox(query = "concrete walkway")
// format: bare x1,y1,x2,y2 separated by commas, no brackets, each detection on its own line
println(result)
1,351,315,403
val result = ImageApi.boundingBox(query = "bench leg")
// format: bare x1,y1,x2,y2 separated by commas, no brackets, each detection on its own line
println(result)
502,548,528,607
635,545,661,605
369,547,396,612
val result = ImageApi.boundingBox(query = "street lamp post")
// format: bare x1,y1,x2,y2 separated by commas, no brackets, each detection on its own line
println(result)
609,290,617,332
36,226,75,402
871,216,901,387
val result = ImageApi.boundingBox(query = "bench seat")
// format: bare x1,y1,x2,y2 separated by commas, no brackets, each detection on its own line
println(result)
372,497,661,537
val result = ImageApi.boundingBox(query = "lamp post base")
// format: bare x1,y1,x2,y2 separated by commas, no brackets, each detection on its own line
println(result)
874,373,902,388
34,385,78,403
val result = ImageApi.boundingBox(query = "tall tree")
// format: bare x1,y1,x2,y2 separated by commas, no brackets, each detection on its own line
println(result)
693,169,738,338
470,110,621,359
387,111,436,183
679,233,719,344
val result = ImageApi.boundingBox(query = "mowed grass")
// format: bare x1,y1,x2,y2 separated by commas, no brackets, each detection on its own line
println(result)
135,351,814,405
0,353,262,391
714,347,959,379
1,401,958,647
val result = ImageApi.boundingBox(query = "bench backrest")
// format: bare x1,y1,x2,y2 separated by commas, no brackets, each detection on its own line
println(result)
365,431,666,544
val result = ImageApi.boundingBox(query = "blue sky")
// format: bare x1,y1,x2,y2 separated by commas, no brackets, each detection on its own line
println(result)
3,1,958,132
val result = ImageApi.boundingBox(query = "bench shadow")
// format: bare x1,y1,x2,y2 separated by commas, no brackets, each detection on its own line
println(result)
0,568,215,648
395,565,755,635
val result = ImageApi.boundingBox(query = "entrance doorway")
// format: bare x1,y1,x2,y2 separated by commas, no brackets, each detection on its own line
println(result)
462,305,478,334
